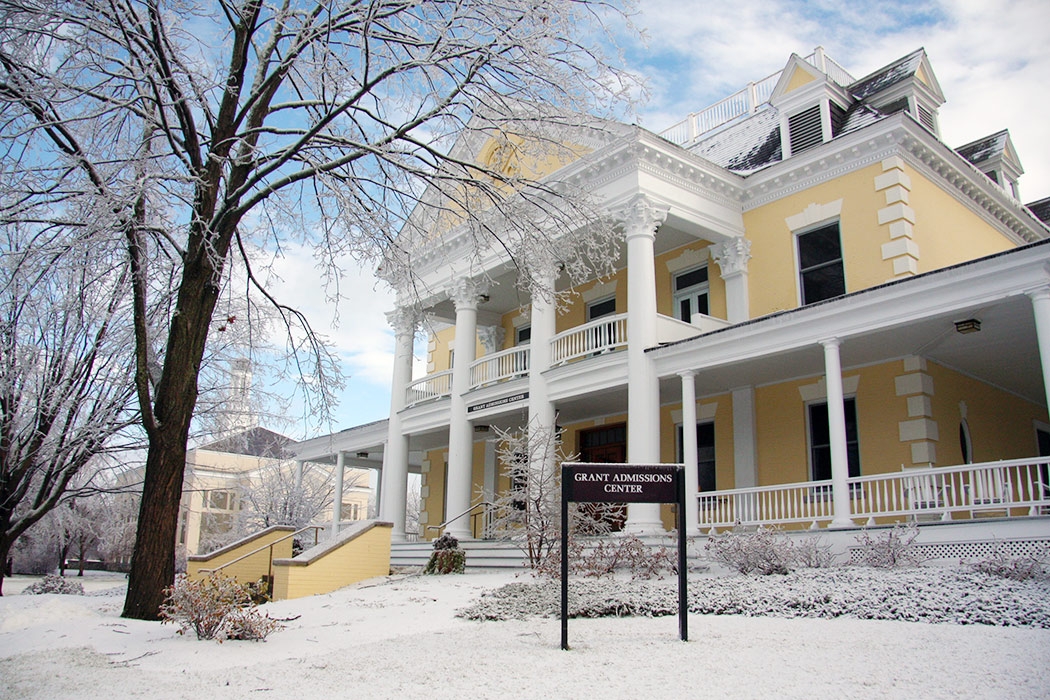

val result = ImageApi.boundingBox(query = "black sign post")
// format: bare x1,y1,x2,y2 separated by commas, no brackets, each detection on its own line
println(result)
560,462,688,650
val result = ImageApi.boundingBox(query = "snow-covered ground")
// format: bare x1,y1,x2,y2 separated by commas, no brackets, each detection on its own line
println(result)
1,569,1049,699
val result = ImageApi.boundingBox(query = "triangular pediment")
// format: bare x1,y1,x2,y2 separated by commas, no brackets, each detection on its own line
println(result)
770,54,828,103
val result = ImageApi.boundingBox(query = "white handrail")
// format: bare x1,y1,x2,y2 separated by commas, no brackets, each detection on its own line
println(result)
550,313,628,366
405,370,452,407
469,346,530,389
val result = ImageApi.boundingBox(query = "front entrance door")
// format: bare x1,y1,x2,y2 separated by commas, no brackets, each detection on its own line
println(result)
578,424,627,531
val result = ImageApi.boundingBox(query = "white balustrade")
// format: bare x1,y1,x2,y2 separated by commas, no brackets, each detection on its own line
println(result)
404,370,452,407
469,346,530,389
697,458,1050,530
550,313,628,366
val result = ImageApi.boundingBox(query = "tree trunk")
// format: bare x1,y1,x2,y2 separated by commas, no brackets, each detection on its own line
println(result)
121,430,189,619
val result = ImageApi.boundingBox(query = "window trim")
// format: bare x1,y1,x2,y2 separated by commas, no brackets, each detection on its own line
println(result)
672,264,710,322
806,397,861,482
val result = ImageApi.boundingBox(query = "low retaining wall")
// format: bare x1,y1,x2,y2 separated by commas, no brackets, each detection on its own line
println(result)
271,521,392,600
186,526,296,585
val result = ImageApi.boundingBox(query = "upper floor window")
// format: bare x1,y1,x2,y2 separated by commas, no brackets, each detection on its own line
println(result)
673,265,709,321
516,325,531,345
587,296,616,321
797,223,845,305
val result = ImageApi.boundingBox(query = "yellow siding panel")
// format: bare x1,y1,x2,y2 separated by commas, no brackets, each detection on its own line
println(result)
271,523,392,600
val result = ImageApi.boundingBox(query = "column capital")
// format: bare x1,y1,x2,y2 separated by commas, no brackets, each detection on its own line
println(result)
820,337,842,350
1026,285,1050,303
678,369,697,379
712,237,752,277
449,277,489,310
618,194,668,241
386,306,420,337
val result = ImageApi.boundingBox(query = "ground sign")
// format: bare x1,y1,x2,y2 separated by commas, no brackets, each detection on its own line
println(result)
560,462,688,650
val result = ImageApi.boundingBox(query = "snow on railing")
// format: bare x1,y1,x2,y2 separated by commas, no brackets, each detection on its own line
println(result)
660,48,855,147
696,458,1049,530
405,370,452,407
550,313,628,366
469,346,530,389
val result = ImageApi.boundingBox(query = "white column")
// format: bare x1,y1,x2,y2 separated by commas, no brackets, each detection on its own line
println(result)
528,266,558,487
380,306,417,541
623,194,668,533
712,237,752,324
330,451,345,539
445,277,485,539
732,387,758,489
1028,287,1050,412
822,339,854,528
679,371,700,535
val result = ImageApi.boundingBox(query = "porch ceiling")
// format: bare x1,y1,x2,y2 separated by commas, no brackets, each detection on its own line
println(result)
653,241,1050,409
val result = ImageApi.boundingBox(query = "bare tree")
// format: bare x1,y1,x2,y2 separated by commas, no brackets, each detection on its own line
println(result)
0,231,140,595
486,423,618,569
0,0,640,618
235,460,341,533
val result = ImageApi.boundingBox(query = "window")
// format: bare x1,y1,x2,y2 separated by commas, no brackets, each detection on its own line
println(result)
516,325,531,345
206,489,235,511
808,399,860,481
797,223,845,305
677,422,716,492
673,266,709,322
587,296,616,321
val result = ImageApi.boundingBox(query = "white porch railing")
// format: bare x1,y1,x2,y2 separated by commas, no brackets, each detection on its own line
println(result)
660,48,855,146
698,458,1050,530
405,370,452,407
470,346,530,389
550,313,628,366
699,480,835,529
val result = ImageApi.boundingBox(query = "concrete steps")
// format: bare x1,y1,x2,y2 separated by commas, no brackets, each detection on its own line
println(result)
391,539,528,571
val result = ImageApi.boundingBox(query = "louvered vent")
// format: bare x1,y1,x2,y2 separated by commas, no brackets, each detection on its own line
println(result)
830,102,847,137
917,104,936,132
788,105,823,155
878,97,909,115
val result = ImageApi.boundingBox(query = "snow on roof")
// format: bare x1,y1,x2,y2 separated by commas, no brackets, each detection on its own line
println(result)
848,48,925,101
956,130,1010,167
198,426,293,458
688,107,782,174
1027,196,1050,224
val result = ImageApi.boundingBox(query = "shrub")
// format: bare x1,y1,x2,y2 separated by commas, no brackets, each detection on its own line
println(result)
424,533,466,574
967,544,1047,581
706,527,795,575
159,573,282,641
794,536,837,569
853,522,921,568
22,574,85,595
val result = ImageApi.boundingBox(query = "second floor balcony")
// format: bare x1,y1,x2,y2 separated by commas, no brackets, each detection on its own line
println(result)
404,311,729,409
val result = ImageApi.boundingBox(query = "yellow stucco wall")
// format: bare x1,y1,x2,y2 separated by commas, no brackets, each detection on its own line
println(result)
905,166,1015,274
925,360,1048,465
271,523,392,600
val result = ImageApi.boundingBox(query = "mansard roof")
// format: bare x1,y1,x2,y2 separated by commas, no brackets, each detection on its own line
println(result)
956,130,1015,168
1028,196,1050,225
848,48,927,101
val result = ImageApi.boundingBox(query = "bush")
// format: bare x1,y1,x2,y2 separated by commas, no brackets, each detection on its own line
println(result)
853,522,922,568
22,574,85,595
159,573,282,641
967,544,1047,581
706,527,795,575
794,536,837,569
538,535,677,580
424,533,465,574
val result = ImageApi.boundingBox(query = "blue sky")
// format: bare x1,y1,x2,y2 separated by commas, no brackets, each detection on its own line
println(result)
272,0,1050,441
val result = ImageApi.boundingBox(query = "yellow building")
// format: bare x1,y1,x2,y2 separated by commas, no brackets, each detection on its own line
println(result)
297,48,1050,556
179,427,373,555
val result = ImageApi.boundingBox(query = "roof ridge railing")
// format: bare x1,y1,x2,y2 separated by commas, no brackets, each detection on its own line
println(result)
659,47,855,147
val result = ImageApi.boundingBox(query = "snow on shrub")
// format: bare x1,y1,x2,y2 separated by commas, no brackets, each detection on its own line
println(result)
159,573,282,641
536,535,677,580
705,527,796,575
424,532,466,574
966,543,1047,581
853,522,922,568
457,567,1050,627
21,574,85,595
